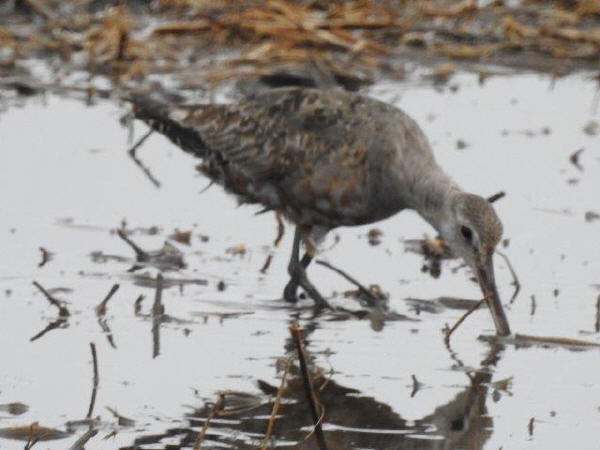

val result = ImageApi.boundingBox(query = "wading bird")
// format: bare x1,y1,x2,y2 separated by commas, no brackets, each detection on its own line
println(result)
130,87,511,336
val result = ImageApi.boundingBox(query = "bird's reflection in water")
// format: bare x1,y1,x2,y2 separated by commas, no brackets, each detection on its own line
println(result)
121,323,504,450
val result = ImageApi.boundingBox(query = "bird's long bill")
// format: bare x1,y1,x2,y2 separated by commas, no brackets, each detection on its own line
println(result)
477,257,511,336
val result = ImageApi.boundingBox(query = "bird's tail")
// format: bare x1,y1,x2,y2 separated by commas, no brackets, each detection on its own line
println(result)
125,93,209,158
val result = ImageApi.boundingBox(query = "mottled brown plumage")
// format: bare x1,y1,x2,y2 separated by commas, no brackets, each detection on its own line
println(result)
130,87,511,335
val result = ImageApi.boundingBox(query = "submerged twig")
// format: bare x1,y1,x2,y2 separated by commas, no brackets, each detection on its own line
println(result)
153,273,165,316
289,323,328,450
87,343,100,419
95,284,120,349
97,318,117,349
193,392,225,450
444,296,489,345
260,356,294,450
152,274,164,358
496,250,521,304
32,281,70,317
315,260,381,308
480,333,600,349
116,229,148,260
69,428,98,450
30,318,67,342
127,129,160,188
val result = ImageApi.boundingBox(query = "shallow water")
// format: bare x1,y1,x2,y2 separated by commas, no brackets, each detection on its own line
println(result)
0,72,599,449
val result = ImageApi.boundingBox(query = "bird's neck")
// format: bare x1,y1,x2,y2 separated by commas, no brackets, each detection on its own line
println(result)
404,164,461,236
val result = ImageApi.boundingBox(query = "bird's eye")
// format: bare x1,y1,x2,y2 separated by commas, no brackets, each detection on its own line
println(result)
460,225,473,242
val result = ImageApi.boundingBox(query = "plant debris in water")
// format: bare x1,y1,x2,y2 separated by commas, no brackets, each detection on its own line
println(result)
1,0,600,102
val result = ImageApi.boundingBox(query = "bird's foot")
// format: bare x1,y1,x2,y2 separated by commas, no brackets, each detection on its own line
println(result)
297,276,332,311
284,272,332,310
283,279,299,303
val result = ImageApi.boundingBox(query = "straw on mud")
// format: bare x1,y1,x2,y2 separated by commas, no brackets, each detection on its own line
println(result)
289,323,329,450
32,281,70,317
193,392,225,450
38,247,51,268
487,191,506,203
315,260,380,308
87,342,100,419
496,250,521,304
95,284,120,317
444,296,489,345
260,356,294,450
127,129,160,188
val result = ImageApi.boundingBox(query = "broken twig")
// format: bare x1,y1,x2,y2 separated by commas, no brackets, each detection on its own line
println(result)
30,318,67,342
289,323,328,450
152,274,165,358
315,260,381,309
86,343,99,419
116,229,148,260
260,356,293,450
495,250,521,304
32,281,70,317
69,428,98,450
444,296,489,345
193,392,225,450
95,284,120,316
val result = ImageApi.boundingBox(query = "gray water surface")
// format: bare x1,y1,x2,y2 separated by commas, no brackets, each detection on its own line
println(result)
0,72,599,449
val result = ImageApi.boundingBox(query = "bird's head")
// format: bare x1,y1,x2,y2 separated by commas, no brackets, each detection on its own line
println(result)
442,193,511,335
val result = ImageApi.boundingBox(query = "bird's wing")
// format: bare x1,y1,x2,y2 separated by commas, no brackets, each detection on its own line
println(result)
178,88,362,181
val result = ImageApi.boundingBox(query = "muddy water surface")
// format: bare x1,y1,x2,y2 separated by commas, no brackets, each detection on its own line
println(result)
1,73,599,449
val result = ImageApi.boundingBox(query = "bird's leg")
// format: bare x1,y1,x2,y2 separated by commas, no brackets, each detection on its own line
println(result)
284,226,331,310
283,252,313,303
